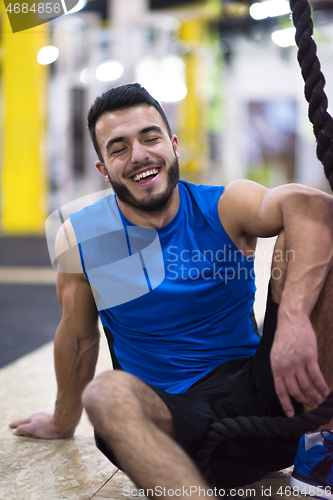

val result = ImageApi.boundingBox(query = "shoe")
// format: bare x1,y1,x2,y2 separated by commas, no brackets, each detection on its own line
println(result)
290,430,333,499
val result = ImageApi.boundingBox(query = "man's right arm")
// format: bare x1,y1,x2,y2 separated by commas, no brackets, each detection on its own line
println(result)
10,220,100,438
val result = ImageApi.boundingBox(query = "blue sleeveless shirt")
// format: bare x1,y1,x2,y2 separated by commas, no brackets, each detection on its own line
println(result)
69,180,259,394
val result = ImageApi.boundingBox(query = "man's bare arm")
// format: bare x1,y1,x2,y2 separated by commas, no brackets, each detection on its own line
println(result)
268,188,333,416
10,221,100,438
219,180,333,415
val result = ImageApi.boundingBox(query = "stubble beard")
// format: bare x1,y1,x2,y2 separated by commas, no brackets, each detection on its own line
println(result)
106,155,180,214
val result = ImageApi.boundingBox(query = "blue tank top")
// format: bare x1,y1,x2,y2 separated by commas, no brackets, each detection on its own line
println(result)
69,180,259,393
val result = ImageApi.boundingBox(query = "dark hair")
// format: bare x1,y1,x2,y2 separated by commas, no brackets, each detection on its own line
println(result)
87,83,173,162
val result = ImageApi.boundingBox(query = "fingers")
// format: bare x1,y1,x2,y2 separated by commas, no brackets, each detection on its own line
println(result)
9,413,50,437
8,413,73,439
274,377,296,417
9,417,36,436
12,423,36,436
274,363,330,417
9,417,32,429
306,361,330,398
296,364,327,405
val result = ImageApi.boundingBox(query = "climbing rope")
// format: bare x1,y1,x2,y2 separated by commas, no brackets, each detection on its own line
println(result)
194,391,333,480
289,0,333,190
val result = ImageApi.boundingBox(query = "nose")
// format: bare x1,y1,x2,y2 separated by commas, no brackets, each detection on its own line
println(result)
131,140,149,165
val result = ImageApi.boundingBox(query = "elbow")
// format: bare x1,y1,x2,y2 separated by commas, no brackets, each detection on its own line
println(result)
283,188,333,224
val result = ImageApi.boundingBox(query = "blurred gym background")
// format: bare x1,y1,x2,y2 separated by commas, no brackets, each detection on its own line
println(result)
1,0,332,367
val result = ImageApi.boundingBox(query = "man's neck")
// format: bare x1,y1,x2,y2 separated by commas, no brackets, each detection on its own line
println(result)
116,186,180,229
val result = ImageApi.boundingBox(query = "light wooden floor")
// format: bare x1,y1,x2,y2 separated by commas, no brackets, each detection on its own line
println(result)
0,333,295,500
0,237,300,499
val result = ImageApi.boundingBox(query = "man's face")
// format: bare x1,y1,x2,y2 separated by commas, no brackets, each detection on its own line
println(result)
95,105,180,212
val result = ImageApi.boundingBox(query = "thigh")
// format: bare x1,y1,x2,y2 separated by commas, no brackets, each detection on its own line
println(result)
93,370,176,468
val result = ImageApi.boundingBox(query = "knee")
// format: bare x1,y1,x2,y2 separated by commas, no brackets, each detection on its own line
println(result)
82,371,141,427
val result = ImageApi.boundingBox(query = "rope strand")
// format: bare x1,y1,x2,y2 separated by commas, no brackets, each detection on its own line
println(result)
289,0,333,190
194,391,333,482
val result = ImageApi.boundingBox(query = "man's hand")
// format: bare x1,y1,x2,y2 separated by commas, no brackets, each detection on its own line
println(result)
270,315,329,417
9,413,75,439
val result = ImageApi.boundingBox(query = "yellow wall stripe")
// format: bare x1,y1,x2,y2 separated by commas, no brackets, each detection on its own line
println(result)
1,9,48,234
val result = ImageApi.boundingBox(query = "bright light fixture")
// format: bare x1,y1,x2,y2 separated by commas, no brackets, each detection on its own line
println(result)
95,61,124,82
135,55,187,103
140,81,187,103
37,46,59,65
250,0,290,20
80,67,95,84
271,27,296,47
160,55,186,77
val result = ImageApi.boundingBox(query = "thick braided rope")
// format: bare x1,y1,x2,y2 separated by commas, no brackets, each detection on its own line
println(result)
194,391,333,480
289,0,333,190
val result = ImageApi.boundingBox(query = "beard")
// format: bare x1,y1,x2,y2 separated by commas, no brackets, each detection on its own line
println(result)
106,155,180,213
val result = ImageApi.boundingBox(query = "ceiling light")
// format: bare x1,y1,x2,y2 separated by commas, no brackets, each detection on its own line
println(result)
136,55,187,103
250,0,290,20
140,81,187,103
271,27,296,47
80,67,95,84
37,46,59,65
95,61,124,82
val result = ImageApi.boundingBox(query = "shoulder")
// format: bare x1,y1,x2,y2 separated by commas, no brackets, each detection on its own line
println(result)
55,219,84,275
219,179,267,205
219,179,329,207
217,180,331,241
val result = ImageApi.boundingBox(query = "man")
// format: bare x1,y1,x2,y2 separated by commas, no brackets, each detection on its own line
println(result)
10,84,333,499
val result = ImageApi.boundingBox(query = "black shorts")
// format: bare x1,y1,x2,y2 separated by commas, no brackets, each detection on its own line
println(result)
95,286,303,489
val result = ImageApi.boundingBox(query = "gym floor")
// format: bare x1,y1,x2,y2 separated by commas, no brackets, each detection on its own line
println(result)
0,236,295,499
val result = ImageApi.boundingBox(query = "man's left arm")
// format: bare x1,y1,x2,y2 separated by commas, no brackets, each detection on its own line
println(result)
269,187,333,416
219,180,333,416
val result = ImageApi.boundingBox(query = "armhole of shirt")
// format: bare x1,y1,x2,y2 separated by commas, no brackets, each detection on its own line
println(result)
77,242,89,282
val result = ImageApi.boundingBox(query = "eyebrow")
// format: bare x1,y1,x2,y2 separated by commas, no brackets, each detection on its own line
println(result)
105,125,163,153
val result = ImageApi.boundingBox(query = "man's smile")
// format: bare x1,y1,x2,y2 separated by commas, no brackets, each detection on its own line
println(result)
130,166,161,185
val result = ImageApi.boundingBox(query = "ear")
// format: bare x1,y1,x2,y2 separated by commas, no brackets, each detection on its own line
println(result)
171,135,180,159
95,161,110,183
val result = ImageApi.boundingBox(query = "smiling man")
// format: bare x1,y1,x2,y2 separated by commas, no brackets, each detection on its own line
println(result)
10,84,333,500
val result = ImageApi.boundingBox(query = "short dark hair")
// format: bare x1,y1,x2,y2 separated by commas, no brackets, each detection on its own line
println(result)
87,83,173,162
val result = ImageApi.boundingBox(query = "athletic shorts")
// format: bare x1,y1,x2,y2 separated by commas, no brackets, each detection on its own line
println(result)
95,285,303,489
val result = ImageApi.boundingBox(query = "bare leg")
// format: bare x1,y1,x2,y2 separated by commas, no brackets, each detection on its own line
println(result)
270,231,333,427
82,370,215,500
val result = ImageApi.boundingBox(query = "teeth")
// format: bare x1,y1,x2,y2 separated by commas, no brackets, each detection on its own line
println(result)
133,168,159,182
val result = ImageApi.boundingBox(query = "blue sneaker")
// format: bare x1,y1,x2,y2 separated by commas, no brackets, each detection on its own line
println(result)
290,430,333,499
